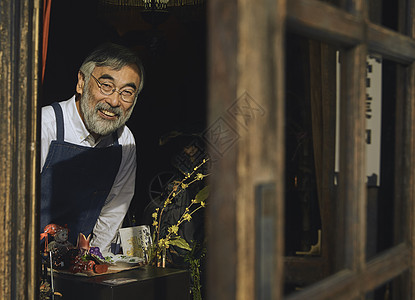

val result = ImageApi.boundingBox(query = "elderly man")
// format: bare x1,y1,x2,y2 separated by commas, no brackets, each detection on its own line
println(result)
40,43,144,253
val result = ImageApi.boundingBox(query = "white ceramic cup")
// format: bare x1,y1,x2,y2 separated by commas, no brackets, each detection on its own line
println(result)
119,225,152,259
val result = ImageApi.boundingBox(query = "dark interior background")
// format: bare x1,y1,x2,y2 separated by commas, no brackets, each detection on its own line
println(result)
41,0,207,224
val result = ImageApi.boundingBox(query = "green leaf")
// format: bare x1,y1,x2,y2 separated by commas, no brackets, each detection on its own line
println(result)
194,186,209,203
169,237,192,251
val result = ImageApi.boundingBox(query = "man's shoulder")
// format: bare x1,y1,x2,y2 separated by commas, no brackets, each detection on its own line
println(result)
41,98,75,133
41,105,56,130
41,98,73,115
118,125,135,144
123,125,134,136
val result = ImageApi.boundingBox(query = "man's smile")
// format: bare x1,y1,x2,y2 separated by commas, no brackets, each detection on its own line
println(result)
99,108,118,119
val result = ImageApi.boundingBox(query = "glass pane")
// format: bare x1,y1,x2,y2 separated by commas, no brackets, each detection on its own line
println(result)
284,32,339,294
366,281,391,300
285,33,321,257
366,57,400,260
368,0,399,32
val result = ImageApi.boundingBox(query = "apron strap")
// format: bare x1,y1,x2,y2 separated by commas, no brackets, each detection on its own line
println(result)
112,131,119,146
51,102,64,142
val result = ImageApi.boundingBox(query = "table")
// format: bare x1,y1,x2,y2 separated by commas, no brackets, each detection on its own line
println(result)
52,265,190,300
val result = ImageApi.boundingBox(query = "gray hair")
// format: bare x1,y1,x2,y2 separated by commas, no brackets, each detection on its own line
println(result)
79,43,145,96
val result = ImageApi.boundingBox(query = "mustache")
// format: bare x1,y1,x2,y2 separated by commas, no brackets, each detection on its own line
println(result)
95,102,123,117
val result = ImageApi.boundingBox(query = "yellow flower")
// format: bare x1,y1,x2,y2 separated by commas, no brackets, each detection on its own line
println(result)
168,225,179,235
164,198,172,207
196,173,204,180
152,220,158,226
201,201,206,207
181,183,188,189
152,212,158,219
158,238,169,249
183,213,192,222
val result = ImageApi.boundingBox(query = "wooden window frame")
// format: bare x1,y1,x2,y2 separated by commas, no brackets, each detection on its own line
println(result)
286,0,415,299
207,0,415,299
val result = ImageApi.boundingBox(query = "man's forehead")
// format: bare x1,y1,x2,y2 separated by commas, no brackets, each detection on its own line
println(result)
93,65,141,82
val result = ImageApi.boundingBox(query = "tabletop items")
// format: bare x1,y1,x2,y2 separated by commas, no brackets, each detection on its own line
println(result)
40,224,144,276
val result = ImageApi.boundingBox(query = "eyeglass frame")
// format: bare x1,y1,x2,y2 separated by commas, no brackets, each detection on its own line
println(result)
90,73,137,103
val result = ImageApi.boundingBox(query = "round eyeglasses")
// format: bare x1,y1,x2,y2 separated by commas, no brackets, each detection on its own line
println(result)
90,74,136,103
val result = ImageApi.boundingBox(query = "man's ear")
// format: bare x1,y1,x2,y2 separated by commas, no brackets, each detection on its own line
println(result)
76,71,85,95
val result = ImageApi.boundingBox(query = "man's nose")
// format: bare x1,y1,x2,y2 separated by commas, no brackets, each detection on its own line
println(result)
106,91,122,107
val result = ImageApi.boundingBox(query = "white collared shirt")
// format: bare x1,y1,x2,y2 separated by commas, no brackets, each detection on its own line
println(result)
41,95,137,253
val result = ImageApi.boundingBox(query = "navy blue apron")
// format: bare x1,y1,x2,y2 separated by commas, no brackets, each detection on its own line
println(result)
40,102,122,246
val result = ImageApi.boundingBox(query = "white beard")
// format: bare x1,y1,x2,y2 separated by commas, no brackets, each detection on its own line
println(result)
79,86,134,137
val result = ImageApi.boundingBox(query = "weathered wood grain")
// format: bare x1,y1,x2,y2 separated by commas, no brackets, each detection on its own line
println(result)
0,0,41,299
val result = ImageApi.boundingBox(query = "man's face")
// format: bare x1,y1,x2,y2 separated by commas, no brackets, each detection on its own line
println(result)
76,65,141,137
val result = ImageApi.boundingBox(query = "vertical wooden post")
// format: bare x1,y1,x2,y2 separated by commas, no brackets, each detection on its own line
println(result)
206,0,239,298
207,0,286,299
392,1,415,299
408,61,415,300
338,43,367,273
336,1,367,289
0,0,41,299
236,0,286,299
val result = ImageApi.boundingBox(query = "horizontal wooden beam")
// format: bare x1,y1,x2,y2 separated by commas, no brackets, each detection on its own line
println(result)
287,0,415,65
363,243,411,291
285,243,410,300
367,23,415,64
287,0,363,47
287,269,358,300
284,257,326,286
